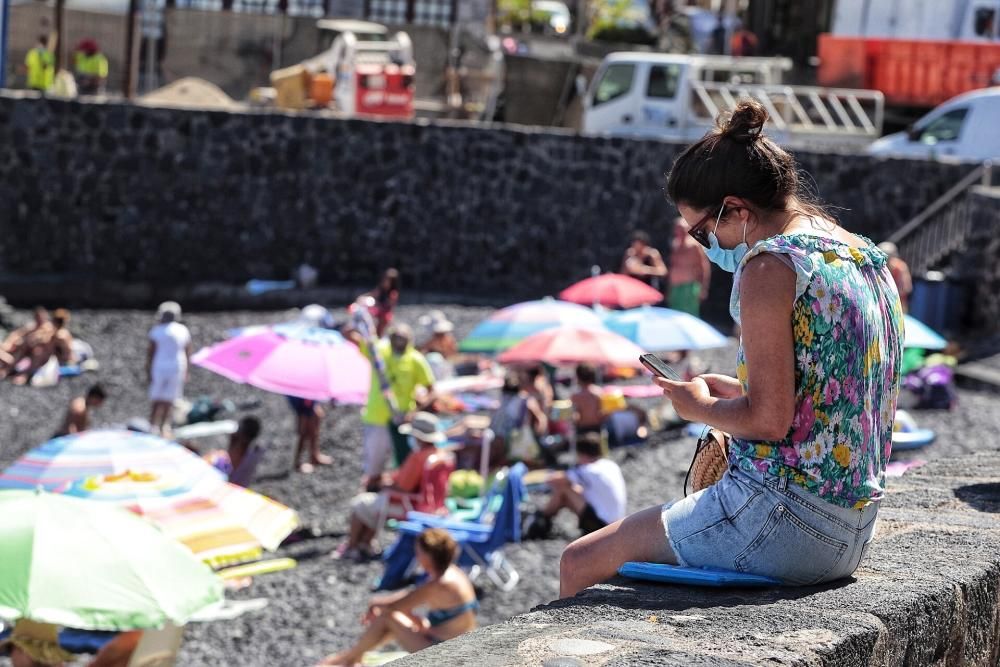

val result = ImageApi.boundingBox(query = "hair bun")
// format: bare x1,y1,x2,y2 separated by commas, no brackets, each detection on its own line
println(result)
719,99,768,144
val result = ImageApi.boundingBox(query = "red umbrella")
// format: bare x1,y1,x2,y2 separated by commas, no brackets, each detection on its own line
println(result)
498,327,646,368
559,273,663,308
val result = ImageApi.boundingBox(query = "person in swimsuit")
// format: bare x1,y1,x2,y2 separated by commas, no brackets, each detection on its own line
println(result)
621,230,668,291
364,268,401,338
571,363,605,437
287,396,332,474
668,217,712,316
560,100,903,597
318,528,478,666
54,384,107,437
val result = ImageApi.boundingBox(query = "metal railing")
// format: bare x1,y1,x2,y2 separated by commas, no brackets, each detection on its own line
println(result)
690,82,885,139
887,161,993,276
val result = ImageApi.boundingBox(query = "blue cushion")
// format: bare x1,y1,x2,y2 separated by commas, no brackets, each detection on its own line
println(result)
892,429,936,450
618,562,781,587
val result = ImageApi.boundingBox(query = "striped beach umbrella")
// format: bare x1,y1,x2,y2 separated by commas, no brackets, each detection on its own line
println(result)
0,430,224,492
459,297,605,354
59,471,299,568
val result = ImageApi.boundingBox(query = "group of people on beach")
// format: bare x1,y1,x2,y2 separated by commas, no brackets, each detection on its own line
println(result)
2,100,909,667
0,307,76,384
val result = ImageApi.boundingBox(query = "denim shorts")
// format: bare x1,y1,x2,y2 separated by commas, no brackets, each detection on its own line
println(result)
661,465,879,586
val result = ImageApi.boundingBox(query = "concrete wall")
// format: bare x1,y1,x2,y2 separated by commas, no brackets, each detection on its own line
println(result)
0,93,989,329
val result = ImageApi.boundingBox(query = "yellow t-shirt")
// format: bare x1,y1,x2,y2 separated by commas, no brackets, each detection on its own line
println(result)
362,340,434,426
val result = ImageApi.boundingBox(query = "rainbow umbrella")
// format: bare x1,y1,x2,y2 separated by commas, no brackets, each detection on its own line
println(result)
0,430,224,492
59,471,299,568
0,490,222,631
602,306,729,352
192,323,370,403
498,326,646,368
559,273,663,308
459,297,605,354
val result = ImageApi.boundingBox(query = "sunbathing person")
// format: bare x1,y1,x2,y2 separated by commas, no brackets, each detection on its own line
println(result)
571,363,605,437
319,527,478,666
204,415,262,484
0,307,53,380
524,433,627,538
54,384,107,437
10,309,76,385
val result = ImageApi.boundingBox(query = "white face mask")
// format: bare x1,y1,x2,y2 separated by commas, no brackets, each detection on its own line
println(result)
703,205,750,273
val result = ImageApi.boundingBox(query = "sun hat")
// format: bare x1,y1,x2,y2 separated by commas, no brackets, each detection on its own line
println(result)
397,412,446,444
155,301,182,322
0,619,75,664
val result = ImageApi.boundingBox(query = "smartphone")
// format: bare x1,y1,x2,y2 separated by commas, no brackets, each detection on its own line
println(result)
639,353,681,381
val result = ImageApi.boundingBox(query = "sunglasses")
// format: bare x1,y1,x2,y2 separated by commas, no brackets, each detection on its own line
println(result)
688,204,727,248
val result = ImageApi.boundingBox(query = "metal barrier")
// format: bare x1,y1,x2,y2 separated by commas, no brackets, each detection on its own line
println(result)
690,81,885,140
887,161,992,276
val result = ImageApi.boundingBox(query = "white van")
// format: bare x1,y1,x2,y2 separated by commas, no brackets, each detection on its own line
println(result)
582,52,884,149
867,87,1000,161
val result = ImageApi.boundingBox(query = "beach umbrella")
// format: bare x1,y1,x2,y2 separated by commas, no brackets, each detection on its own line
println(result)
498,326,646,368
0,430,224,492
192,323,370,403
601,306,729,352
0,490,222,631
59,471,299,568
904,314,947,350
459,298,605,354
559,273,663,309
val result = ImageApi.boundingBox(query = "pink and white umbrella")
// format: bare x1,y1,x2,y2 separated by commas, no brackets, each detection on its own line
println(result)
192,324,370,403
498,326,646,368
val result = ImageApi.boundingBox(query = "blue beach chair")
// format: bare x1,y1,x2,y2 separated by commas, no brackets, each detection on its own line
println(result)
377,463,526,592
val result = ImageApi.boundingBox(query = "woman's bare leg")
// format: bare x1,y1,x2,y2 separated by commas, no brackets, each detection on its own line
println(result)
383,611,435,653
318,611,393,665
559,505,677,598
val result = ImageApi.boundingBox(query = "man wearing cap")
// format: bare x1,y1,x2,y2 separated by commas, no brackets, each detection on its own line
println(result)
418,312,458,380
147,301,191,437
0,619,75,666
73,38,109,95
347,323,436,485
335,412,446,560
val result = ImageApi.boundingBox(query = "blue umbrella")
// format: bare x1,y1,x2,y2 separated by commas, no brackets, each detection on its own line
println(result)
904,314,947,350
601,306,728,352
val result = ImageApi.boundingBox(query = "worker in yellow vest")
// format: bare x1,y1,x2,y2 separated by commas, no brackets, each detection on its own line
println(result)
73,39,109,95
24,35,55,92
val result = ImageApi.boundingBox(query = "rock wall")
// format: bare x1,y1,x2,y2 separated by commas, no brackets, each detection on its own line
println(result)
0,93,987,325
401,452,1000,667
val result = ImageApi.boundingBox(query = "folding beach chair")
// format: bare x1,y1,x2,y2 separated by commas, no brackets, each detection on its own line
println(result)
376,463,526,592
374,452,455,538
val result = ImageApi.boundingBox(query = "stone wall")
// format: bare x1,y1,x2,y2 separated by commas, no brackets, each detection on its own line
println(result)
401,452,1000,667
958,187,1000,331
0,93,985,326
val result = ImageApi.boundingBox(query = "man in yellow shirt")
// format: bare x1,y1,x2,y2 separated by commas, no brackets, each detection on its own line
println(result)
73,39,109,95
25,36,55,92
349,323,436,486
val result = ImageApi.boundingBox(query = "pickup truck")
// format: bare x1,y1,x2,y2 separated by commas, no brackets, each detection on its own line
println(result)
582,52,885,149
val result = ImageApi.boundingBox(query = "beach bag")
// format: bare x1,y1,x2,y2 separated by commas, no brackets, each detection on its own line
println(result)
29,356,60,388
684,428,730,496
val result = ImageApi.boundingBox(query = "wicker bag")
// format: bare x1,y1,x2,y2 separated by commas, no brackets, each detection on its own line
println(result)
683,428,731,495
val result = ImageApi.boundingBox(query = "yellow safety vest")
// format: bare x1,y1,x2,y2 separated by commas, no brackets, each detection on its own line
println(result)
25,47,55,91
74,51,109,78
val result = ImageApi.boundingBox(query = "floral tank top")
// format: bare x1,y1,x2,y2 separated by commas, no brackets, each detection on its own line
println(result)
729,234,905,509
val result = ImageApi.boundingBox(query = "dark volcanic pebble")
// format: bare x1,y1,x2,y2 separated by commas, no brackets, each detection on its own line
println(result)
0,306,994,666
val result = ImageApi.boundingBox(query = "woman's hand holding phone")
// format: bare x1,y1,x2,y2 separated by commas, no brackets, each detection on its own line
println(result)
698,374,744,400
654,374,711,421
